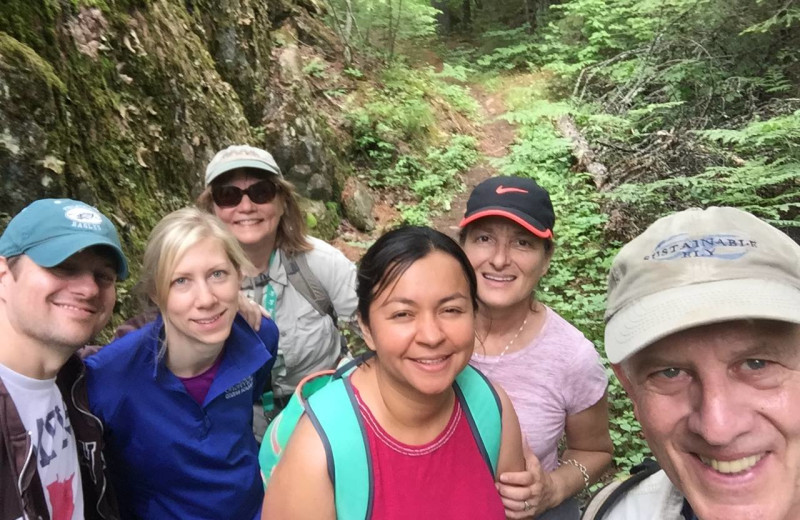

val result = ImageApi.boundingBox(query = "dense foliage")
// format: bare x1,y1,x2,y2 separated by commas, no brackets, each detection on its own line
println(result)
344,63,479,224
329,0,799,476
476,0,800,237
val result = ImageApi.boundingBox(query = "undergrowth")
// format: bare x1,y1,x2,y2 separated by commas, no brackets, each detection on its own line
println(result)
499,90,651,477
347,63,479,224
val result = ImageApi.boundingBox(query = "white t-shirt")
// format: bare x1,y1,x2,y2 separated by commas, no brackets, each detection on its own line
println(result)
0,363,84,520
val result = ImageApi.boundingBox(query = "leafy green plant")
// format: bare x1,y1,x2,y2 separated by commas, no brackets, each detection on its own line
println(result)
324,87,348,97
303,58,328,78
610,110,800,227
344,67,365,79
346,64,480,185
399,134,479,224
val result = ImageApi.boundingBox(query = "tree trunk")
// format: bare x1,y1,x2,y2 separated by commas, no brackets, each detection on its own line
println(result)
555,115,608,190
432,0,453,33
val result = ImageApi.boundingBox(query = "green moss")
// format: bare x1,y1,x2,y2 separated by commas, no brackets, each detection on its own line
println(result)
299,197,340,240
0,32,65,92
1,0,352,334
0,2,61,60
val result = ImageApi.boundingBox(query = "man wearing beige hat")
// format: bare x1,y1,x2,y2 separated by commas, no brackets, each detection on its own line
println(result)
583,207,800,520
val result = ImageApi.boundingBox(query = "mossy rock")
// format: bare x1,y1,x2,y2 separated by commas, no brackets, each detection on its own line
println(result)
0,0,355,335
299,196,339,240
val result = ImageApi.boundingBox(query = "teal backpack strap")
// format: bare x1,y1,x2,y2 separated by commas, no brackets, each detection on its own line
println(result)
306,375,373,520
454,364,503,476
260,370,335,485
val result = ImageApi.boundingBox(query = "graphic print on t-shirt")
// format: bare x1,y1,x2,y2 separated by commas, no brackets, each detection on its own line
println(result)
47,474,75,520
36,403,73,466
0,364,85,520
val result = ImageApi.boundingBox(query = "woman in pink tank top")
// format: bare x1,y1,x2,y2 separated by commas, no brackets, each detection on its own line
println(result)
263,226,525,519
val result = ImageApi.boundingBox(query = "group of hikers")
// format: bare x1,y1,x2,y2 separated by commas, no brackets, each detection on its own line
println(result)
0,143,798,520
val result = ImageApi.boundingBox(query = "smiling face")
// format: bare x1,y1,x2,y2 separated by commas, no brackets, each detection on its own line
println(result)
211,170,284,248
361,251,475,398
461,217,551,311
163,237,241,360
0,248,117,353
616,320,800,520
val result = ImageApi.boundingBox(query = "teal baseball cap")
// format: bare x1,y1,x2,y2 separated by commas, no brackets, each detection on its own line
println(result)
0,199,129,280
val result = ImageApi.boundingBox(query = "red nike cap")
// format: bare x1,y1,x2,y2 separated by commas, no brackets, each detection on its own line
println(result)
459,175,555,238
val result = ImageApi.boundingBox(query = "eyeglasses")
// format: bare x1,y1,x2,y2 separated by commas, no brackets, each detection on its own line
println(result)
211,180,278,208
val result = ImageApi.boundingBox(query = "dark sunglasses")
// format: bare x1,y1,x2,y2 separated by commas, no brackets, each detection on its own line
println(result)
211,180,278,207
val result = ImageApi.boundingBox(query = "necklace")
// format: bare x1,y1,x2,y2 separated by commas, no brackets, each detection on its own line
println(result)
477,312,529,375
496,313,529,360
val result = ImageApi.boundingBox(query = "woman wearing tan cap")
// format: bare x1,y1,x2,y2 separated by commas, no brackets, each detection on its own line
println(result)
197,144,358,440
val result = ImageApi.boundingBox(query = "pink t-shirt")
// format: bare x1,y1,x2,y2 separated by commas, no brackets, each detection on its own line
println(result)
470,306,607,472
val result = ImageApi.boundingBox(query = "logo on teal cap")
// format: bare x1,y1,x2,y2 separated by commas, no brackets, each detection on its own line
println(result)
64,205,104,227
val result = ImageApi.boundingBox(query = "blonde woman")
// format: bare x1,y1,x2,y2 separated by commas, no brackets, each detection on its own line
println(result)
85,208,278,519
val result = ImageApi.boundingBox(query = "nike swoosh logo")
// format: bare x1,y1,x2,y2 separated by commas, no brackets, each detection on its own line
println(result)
496,186,529,194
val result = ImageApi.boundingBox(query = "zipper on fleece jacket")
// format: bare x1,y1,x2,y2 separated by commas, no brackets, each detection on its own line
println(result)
71,371,110,520
17,431,34,520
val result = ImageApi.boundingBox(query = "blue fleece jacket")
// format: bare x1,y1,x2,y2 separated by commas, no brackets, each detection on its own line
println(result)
86,314,277,520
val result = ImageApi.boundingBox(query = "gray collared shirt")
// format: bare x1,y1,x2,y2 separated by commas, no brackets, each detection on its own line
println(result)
241,236,357,397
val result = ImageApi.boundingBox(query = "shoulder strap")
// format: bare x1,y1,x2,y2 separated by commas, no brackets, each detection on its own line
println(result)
301,360,499,520
260,370,334,484
581,459,662,520
306,375,373,520
454,365,502,476
280,250,337,323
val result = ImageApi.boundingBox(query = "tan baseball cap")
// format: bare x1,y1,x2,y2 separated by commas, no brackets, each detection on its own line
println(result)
605,206,800,363
205,145,283,186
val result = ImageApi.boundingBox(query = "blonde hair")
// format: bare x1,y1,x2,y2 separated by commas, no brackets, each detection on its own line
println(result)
196,171,312,255
142,207,253,309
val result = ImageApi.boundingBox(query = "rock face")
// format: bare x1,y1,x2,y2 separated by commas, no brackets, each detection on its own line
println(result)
0,1,347,302
342,176,375,231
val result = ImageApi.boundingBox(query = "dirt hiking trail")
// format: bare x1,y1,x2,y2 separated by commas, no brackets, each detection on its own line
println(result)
432,83,517,240
332,74,533,260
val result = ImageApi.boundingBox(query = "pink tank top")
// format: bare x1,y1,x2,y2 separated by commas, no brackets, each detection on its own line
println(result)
354,388,505,520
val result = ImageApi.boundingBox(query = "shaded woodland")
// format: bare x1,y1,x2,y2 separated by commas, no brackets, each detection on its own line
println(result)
2,0,798,470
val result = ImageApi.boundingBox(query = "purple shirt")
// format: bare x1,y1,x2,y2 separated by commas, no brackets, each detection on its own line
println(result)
178,353,225,405
471,306,607,472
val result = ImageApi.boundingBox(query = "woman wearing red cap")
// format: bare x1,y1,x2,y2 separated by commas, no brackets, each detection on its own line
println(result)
458,176,613,519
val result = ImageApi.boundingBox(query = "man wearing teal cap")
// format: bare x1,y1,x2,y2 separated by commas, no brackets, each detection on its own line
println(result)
0,199,126,520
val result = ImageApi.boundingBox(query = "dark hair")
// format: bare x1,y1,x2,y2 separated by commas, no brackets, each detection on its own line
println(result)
357,226,478,326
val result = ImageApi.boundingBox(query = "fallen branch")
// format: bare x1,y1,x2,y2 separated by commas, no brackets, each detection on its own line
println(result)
573,48,644,101
555,115,608,190
596,139,636,153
